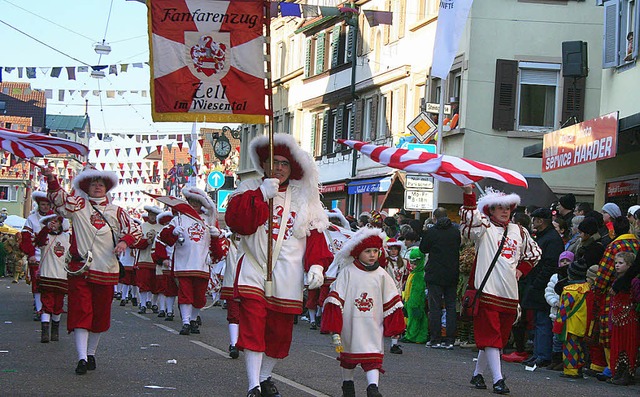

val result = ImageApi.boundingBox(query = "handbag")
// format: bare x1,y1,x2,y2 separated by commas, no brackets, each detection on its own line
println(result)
91,205,126,278
461,226,509,320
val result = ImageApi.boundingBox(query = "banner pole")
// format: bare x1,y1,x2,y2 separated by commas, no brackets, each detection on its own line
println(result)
264,0,275,298
432,78,446,211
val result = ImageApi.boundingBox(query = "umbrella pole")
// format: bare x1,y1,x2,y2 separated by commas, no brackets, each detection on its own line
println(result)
264,0,274,298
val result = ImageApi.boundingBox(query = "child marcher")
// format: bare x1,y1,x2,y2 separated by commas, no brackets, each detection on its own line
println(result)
607,251,640,385
544,250,574,370
321,228,405,397
385,238,407,354
34,213,70,343
555,259,592,378
400,247,428,344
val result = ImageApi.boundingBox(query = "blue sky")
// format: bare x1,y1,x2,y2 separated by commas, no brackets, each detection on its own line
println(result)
0,0,228,134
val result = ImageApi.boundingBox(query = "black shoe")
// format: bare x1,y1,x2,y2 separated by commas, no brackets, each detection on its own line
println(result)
229,344,239,359
492,378,510,394
189,320,200,334
87,355,96,371
596,372,611,382
310,322,318,330
260,377,281,397
157,310,166,318
165,312,174,321
534,359,551,368
131,298,138,307
196,315,202,326
119,299,126,307
246,386,261,397
40,323,50,343
366,383,382,397
145,301,152,309
470,374,487,389
582,368,599,377
138,306,146,314
521,356,537,366
115,292,122,300
75,359,88,375
179,324,191,335
151,305,159,314
390,344,403,354
342,380,355,397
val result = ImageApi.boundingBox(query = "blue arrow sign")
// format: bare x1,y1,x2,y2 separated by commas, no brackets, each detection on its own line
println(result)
207,171,225,189
217,189,233,213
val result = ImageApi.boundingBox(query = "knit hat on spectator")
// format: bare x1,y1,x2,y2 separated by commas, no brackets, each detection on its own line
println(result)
568,259,589,281
578,217,599,236
586,265,598,283
559,193,576,210
627,205,640,217
558,251,574,267
602,202,622,218
531,207,553,220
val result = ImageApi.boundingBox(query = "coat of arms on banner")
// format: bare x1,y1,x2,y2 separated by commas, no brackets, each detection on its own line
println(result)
188,33,229,77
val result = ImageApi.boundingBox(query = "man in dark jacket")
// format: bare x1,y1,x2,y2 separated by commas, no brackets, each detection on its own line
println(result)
420,207,461,349
521,208,564,367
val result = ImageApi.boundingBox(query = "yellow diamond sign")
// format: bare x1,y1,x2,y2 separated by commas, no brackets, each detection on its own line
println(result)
407,112,437,143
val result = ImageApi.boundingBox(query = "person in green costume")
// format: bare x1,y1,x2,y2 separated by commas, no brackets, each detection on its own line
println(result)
401,247,429,343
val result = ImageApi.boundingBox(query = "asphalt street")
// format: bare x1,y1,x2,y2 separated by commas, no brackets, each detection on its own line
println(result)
1,277,638,397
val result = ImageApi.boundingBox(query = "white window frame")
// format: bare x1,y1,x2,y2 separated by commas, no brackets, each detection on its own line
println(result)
363,98,373,141
0,185,17,202
603,0,639,68
377,94,388,140
516,62,561,133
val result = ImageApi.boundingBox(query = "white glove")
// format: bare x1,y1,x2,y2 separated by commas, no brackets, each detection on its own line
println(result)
259,178,280,201
307,265,324,290
209,226,221,238
172,226,185,236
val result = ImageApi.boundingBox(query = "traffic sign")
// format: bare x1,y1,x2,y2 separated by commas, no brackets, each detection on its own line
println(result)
407,112,437,143
217,189,233,213
207,171,225,189
402,143,437,154
425,102,452,115
404,189,434,211
405,174,434,189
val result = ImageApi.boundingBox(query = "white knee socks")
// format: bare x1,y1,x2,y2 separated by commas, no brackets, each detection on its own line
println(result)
179,304,192,324
474,349,487,376
52,313,61,322
158,294,166,312
308,308,316,323
191,308,200,322
485,347,503,384
74,328,89,361
245,350,263,390
342,367,355,381
229,323,239,346
87,332,102,356
121,284,129,299
34,293,42,312
152,293,158,306
366,369,380,386
166,296,175,313
260,356,278,382
41,312,51,322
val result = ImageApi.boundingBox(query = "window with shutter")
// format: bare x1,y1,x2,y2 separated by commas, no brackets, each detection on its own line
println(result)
346,25,355,63
377,94,388,140
315,32,326,75
603,0,621,68
321,110,330,155
354,99,364,140
304,37,313,78
336,106,344,140
561,77,586,126
492,59,518,131
516,63,560,132
398,0,406,39
310,113,317,155
331,25,342,68
385,91,393,138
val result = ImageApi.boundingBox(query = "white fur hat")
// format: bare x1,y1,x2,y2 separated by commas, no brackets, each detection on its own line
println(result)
182,186,214,213
335,227,385,270
157,210,173,225
32,191,50,203
476,187,520,217
326,208,350,229
73,165,118,196
143,205,162,215
249,133,315,181
385,238,405,251
39,212,63,225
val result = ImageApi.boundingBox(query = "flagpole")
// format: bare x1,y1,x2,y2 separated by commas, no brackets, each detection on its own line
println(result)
264,0,275,298
432,79,446,211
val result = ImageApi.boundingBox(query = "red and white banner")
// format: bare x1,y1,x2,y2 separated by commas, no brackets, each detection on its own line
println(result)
338,139,528,187
431,0,474,79
149,0,267,123
542,112,618,172
0,127,88,159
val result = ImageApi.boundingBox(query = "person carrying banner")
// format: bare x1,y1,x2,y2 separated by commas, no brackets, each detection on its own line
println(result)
225,133,333,397
43,165,142,375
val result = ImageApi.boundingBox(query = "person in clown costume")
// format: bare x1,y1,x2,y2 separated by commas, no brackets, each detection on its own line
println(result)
225,133,333,397
321,228,405,397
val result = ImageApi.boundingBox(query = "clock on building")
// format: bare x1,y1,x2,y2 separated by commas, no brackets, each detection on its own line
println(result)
213,134,232,160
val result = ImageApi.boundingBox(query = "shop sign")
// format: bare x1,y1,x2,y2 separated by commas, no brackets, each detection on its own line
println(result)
606,179,639,197
542,112,618,172
404,189,434,211
319,183,345,194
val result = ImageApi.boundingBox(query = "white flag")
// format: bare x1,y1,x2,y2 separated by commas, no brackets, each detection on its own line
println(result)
188,122,198,187
431,0,474,79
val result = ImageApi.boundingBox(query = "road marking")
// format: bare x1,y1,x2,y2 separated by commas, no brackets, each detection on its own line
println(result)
310,350,336,360
191,341,330,397
154,323,179,335
130,312,150,321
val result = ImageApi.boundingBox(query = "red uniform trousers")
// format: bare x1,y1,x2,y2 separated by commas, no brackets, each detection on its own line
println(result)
226,299,240,324
28,264,40,294
306,288,320,310
474,303,516,350
136,267,155,292
40,290,65,315
176,276,207,309
237,297,295,359
119,268,136,285
67,275,114,333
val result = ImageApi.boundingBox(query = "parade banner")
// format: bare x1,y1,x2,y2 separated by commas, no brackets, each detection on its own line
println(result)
542,112,618,173
148,0,268,123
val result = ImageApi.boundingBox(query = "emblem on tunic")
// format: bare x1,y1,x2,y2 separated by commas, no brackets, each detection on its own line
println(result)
53,241,65,258
500,236,517,260
188,222,206,242
190,35,227,77
90,212,106,230
354,292,374,312
146,229,157,241
269,206,296,241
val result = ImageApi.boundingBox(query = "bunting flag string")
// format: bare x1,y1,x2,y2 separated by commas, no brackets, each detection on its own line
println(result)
1,62,148,82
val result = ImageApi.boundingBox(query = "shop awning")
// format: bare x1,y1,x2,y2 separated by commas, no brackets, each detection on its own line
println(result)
347,176,392,195
478,176,558,209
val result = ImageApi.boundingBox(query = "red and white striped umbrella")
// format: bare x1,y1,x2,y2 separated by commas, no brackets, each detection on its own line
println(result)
338,139,528,188
0,127,88,159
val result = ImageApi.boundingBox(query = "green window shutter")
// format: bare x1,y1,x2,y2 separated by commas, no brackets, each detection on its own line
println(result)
315,32,326,75
336,106,345,141
304,37,312,78
346,25,355,63
354,99,364,141
310,113,317,155
331,25,342,68
321,110,329,155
